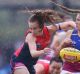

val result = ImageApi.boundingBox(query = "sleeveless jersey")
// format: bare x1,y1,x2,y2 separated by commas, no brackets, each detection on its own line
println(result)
11,26,51,66
35,26,51,50
25,26,50,50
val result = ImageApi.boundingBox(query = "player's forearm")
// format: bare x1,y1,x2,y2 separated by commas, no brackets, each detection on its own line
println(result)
57,21,76,31
30,50,44,57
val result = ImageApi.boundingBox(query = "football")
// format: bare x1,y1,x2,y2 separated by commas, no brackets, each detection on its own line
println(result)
60,47,80,62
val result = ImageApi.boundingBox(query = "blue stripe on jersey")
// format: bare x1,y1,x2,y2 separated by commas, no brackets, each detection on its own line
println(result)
71,29,80,50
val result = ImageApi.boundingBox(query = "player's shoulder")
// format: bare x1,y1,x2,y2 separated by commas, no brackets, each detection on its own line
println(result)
25,33,35,42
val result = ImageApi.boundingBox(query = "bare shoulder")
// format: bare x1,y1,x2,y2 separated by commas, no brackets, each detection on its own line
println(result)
46,25,57,33
25,33,35,42
47,25,57,29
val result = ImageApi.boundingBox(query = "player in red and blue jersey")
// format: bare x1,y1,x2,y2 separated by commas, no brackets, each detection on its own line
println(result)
10,13,76,74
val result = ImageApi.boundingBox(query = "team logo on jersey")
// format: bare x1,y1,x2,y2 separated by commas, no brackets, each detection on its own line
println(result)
36,43,41,48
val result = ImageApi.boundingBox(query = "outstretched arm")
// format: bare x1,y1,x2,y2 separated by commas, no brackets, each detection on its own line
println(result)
59,21,76,31
50,30,73,56
47,21,76,33
57,30,73,50
25,33,50,57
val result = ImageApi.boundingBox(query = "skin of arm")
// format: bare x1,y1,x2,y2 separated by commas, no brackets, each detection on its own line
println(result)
50,33,60,49
49,30,73,56
57,30,73,50
25,33,50,57
47,21,76,33
25,33,44,57
50,34,60,56
44,21,75,56
25,20,75,57
58,21,76,31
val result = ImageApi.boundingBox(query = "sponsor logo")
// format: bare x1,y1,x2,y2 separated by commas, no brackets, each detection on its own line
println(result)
64,54,77,61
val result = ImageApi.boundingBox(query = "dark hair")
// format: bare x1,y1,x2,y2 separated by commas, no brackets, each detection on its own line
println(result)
29,13,44,29
28,9,67,28
50,57,63,64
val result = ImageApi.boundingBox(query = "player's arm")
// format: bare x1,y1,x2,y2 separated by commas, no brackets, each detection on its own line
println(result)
25,33,45,57
47,21,76,33
25,33,49,57
50,33,60,50
58,30,73,50
59,21,76,31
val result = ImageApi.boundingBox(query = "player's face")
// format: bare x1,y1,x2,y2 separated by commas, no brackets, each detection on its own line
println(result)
49,61,62,74
28,21,42,35
76,14,80,31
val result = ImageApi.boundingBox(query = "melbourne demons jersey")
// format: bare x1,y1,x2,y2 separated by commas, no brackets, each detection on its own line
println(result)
12,26,51,66
35,26,50,50
26,26,51,50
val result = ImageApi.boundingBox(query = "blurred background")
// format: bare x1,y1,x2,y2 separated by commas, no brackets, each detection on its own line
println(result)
0,0,80,74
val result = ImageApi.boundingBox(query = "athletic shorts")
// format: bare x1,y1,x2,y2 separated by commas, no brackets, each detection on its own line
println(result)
10,59,35,74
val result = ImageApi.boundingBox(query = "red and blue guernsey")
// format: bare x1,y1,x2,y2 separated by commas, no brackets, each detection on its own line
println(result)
35,27,51,51
63,29,80,72
10,26,51,74
14,26,51,56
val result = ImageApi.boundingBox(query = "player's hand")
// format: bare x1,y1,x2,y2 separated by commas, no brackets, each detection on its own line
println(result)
43,48,50,53
62,38,73,47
